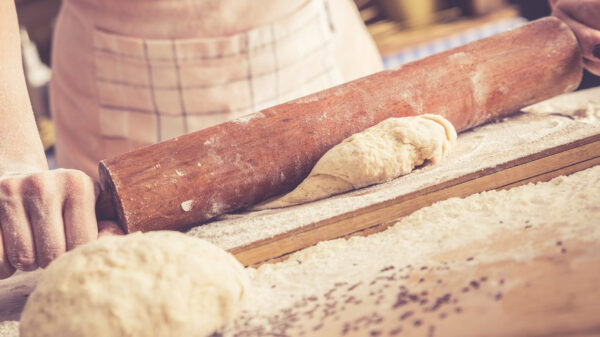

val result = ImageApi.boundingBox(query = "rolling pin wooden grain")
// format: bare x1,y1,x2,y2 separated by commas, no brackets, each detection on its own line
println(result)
95,17,582,233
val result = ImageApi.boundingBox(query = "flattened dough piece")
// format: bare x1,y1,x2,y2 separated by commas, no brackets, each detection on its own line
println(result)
256,114,457,209
19,231,249,337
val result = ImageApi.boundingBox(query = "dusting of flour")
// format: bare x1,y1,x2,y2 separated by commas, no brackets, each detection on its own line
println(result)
522,87,600,124
223,165,600,336
0,322,18,337
2,167,599,337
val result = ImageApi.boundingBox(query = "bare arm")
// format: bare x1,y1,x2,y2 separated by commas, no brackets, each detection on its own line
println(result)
0,2,121,279
0,0,47,171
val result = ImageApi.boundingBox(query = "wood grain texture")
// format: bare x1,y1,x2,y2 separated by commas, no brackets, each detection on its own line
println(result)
187,109,600,266
98,17,582,233
224,222,600,337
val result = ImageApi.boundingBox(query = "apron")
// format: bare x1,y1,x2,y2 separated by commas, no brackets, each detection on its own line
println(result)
50,0,383,179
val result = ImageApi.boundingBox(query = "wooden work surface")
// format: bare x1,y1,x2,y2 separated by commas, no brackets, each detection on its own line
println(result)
223,193,600,337
1,89,599,336
223,195,600,337
187,88,600,267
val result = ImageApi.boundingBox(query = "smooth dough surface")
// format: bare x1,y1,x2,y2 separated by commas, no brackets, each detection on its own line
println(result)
19,231,249,337
257,114,457,209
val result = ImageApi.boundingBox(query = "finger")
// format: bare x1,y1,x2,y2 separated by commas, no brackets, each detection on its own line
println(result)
0,199,37,271
555,0,600,31
24,180,66,269
583,57,600,76
98,220,125,238
0,222,16,279
553,8,600,61
63,190,98,251
93,180,101,200
62,170,99,250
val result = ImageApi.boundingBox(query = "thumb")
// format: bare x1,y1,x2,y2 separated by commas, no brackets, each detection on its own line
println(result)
98,220,125,238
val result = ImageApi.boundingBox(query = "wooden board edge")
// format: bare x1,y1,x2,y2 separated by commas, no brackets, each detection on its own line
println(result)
497,156,600,191
232,136,600,266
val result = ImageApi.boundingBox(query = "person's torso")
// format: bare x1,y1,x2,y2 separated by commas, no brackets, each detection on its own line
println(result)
50,0,383,178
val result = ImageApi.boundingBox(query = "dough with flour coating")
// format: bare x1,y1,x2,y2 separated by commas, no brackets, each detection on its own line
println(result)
257,114,456,209
19,231,249,337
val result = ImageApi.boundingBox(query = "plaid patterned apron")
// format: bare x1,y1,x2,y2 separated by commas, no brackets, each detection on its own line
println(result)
50,0,382,178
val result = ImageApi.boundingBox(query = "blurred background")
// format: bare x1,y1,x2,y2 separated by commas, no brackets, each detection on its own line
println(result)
14,0,600,157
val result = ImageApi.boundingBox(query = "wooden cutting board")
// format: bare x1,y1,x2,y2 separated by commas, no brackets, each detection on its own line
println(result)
187,88,600,266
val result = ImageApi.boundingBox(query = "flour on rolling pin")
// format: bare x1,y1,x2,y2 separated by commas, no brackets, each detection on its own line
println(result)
221,165,600,336
181,200,194,212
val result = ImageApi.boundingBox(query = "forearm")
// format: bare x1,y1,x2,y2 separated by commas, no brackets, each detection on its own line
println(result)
0,1,47,173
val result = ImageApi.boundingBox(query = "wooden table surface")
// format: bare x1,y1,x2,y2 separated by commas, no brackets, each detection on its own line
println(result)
1,89,599,337
224,215,600,336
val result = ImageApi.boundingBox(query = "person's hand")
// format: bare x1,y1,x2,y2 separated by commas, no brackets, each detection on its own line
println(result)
0,167,123,279
551,0,600,75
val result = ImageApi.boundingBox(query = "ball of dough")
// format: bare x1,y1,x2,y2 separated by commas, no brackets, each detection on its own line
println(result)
20,231,249,337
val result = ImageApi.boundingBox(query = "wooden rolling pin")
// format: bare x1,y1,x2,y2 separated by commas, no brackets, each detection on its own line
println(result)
96,17,582,233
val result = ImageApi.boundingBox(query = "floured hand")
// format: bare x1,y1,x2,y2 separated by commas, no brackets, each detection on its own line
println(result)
0,167,122,279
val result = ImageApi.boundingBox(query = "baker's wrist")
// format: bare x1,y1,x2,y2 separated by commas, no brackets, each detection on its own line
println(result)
0,160,47,178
